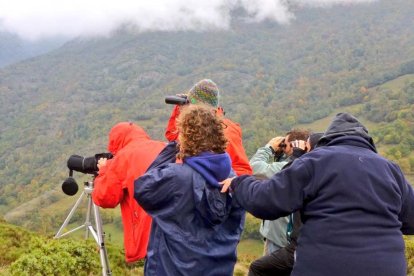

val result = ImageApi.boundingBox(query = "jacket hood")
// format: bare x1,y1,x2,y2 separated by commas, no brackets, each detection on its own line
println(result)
184,152,231,188
108,122,150,154
317,112,377,152
184,152,233,226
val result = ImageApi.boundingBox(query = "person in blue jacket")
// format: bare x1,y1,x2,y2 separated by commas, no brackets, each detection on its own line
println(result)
134,104,245,276
221,112,414,276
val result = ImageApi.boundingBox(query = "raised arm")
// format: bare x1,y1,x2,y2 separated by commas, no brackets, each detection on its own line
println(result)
230,158,313,220
222,118,252,176
165,105,180,142
249,145,287,178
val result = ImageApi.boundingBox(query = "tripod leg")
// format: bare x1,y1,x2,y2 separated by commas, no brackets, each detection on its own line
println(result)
54,191,86,238
93,202,112,276
54,181,112,275
84,194,94,239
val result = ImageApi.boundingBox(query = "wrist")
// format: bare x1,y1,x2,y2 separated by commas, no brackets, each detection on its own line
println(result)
292,148,306,158
266,144,276,153
229,180,236,195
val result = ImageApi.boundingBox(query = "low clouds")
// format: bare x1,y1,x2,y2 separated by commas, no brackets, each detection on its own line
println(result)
0,0,377,40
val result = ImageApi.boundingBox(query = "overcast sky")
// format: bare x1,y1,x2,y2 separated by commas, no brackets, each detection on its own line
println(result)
0,0,377,41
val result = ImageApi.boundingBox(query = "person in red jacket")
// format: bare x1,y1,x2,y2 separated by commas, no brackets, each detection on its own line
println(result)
92,122,166,263
165,79,252,176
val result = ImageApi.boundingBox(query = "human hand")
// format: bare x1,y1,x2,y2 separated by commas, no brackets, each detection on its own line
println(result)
268,136,285,150
176,93,188,98
176,93,189,108
291,140,306,151
97,158,107,170
220,177,236,193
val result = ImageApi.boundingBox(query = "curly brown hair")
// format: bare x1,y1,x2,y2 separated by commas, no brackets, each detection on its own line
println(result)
177,104,228,159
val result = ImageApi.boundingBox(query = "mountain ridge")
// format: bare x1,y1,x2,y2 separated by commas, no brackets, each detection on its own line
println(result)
0,0,413,228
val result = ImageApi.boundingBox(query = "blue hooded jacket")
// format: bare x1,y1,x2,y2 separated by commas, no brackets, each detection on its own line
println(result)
134,143,245,276
231,113,414,276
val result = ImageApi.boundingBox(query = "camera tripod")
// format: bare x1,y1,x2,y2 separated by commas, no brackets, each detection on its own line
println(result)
54,181,111,276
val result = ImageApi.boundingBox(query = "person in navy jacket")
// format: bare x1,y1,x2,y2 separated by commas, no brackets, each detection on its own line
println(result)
135,104,245,276
221,112,414,276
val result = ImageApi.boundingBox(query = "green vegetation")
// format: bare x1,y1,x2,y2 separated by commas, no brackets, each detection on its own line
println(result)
0,32,64,68
295,74,414,175
0,1,414,274
1,0,414,225
1,218,413,275
236,238,264,274
241,213,262,240
363,76,414,169
406,236,414,275
0,219,143,276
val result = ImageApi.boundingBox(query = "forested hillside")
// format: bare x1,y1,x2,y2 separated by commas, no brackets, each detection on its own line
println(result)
0,0,413,232
297,74,414,177
0,32,65,68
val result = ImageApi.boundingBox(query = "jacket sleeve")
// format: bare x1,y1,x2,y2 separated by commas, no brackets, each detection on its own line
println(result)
165,105,180,142
223,119,253,176
249,145,288,178
398,169,414,234
134,165,180,218
134,142,180,216
145,141,177,171
231,158,313,220
92,157,125,208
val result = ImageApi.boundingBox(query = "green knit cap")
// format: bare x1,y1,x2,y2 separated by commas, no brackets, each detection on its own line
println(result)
187,79,219,107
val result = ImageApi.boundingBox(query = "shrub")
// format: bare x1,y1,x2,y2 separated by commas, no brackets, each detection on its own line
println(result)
241,213,262,240
405,236,414,275
9,238,100,276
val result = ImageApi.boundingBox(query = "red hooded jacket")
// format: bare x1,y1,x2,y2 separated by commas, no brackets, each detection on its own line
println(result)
92,122,166,262
165,105,252,175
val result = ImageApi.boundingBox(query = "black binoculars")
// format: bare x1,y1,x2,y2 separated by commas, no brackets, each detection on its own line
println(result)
165,95,189,105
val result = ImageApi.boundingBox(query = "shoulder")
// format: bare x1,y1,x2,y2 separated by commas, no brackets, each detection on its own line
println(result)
383,158,406,182
165,163,195,180
222,117,239,128
139,163,190,190
222,118,242,136
163,163,188,173
291,148,329,173
144,163,183,178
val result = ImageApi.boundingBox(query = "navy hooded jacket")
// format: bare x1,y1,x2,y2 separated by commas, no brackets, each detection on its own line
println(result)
230,113,414,276
135,143,245,276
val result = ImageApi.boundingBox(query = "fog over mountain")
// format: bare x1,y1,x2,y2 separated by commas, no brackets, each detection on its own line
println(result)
0,0,377,40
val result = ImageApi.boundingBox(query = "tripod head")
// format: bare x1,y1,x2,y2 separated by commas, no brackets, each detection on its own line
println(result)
83,181,94,195
62,170,97,196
